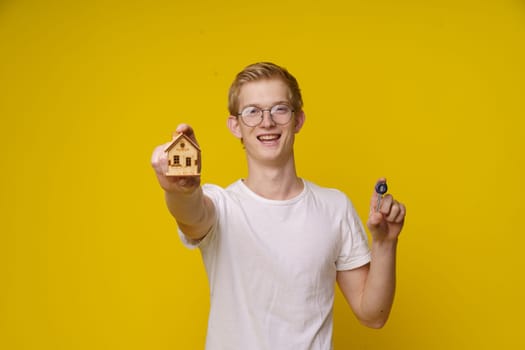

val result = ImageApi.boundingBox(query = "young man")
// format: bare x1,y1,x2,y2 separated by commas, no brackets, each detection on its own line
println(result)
151,62,406,349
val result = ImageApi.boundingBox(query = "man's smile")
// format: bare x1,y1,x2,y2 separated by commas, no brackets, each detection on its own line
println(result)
257,134,281,142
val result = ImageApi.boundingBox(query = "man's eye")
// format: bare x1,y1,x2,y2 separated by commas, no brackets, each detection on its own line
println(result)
243,107,260,117
272,105,289,114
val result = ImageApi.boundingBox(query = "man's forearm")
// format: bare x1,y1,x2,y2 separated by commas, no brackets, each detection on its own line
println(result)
165,187,214,239
360,239,398,328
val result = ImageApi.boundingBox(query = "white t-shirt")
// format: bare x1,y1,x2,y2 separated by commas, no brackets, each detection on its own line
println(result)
179,179,371,350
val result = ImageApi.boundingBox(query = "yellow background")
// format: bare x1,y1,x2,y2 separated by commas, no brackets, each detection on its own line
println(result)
1,0,524,348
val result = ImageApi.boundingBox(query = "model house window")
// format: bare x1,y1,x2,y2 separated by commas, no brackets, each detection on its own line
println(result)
186,157,192,166
173,155,180,165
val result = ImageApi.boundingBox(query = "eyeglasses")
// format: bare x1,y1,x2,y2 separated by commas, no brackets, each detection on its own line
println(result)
237,104,295,127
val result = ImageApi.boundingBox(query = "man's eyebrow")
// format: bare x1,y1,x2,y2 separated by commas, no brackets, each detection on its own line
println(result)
242,100,290,108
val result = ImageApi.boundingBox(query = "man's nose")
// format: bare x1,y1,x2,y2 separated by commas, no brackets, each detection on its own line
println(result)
260,110,275,127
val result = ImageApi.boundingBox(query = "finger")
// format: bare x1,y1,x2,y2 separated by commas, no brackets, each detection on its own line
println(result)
376,177,387,184
175,123,198,141
394,202,406,223
367,211,383,228
175,123,200,146
151,145,164,167
386,201,401,222
379,194,394,215
174,175,201,194
151,144,169,174
178,177,188,187
370,191,379,213
175,123,192,134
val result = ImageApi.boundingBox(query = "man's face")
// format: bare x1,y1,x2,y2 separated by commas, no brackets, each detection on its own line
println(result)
228,78,305,166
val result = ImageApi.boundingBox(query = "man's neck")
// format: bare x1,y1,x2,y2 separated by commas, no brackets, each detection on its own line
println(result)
243,163,303,201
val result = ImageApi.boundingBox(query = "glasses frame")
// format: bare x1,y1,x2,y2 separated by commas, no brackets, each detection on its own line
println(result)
237,104,295,127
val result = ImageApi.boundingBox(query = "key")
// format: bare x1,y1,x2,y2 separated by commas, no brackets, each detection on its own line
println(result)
375,181,388,212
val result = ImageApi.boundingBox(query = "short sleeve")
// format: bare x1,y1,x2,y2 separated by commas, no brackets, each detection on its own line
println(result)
336,198,371,271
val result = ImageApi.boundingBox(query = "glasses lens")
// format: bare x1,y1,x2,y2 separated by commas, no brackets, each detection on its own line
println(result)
240,106,262,126
270,104,293,124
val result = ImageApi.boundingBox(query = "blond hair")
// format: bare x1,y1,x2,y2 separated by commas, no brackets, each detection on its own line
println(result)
228,62,303,115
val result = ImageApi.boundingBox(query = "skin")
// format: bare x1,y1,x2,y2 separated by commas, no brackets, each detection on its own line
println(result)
151,124,215,239
226,79,306,200
151,78,406,329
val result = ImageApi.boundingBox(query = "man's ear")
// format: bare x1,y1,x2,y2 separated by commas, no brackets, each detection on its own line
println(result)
227,115,242,139
293,110,306,133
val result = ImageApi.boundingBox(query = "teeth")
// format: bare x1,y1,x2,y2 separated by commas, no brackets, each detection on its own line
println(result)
258,134,279,141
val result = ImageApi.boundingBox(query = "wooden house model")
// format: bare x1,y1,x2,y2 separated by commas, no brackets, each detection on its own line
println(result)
164,133,201,176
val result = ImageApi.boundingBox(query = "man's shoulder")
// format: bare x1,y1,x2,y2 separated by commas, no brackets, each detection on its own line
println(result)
302,180,354,215
303,179,348,201
202,180,243,200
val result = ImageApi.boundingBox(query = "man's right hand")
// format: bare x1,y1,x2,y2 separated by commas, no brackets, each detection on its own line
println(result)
151,123,201,195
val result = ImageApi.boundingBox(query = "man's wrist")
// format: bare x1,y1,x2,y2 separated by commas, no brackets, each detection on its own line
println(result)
371,238,398,251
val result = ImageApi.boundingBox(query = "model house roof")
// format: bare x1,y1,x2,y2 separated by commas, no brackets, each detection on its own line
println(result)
164,133,201,152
